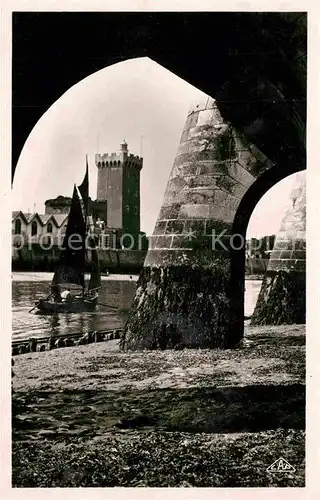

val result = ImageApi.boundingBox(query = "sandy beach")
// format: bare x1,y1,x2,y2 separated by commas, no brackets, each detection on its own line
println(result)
12,324,305,487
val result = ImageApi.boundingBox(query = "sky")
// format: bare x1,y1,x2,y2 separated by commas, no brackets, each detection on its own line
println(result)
12,57,300,238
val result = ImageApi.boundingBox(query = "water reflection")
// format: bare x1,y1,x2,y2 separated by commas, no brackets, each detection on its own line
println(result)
12,274,262,342
12,278,137,341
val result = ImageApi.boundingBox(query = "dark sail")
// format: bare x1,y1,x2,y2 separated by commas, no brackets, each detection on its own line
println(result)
88,236,101,291
78,156,89,217
52,185,86,287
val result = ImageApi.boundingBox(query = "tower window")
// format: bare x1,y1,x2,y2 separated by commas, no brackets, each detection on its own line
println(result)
47,222,53,233
31,221,37,236
14,218,21,234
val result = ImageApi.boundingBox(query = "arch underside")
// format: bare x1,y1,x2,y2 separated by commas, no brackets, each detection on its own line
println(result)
12,12,306,177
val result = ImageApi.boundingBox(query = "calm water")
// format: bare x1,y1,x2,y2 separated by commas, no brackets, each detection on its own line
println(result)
245,279,263,317
12,273,138,342
12,273,262,342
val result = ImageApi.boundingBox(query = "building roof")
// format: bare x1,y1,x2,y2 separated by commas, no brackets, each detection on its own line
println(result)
12,211,24,222
12,211,68,227
38,214,52,225
25,213,45,225
52,214,68,227
12,211,32,224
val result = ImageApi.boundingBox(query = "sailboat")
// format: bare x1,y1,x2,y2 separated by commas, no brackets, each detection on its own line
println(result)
34,159,101,314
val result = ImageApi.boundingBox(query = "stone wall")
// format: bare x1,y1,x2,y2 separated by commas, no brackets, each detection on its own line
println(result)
12,245,147,273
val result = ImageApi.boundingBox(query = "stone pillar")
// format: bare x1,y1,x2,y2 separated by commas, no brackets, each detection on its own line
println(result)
121,98,273,350
251,172,306,325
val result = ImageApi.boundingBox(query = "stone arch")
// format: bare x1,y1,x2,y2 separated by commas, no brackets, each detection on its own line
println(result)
121,98,305,351
229,166,305,344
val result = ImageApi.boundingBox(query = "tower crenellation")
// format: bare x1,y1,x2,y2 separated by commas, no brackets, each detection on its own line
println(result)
95,153,143,169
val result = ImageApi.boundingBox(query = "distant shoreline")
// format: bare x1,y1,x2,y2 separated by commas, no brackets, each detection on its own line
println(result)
11,271,139,282
12,271,261,282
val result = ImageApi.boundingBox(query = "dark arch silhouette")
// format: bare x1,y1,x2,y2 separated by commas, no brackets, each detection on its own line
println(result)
12,12,306,179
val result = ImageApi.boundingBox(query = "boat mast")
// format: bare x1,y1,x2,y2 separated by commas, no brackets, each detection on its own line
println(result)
78,156,89,298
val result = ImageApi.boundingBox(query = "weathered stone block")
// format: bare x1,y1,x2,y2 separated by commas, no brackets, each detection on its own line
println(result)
185,191,213,205
158,205,181,220
197,109,215,127
199,161,229,175
171,235,200,250
184,111,200,130
178,204,210,219
228,161,256,187
282,250,297,259
166,220,185,234
154,235,173,249
208,205,234,222
189,175,216,188
270,251,281,260
230,182,249,199
154,220,167,235
183,219,206,236
218,193,241,212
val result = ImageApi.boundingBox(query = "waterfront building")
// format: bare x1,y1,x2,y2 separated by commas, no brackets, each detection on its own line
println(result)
12,211,68,247
12,140,148,270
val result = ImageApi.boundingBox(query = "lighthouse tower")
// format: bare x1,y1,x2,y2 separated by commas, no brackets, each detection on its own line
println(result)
95,141,143,234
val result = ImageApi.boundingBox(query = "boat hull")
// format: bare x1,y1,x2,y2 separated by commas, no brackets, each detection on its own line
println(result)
35,297,98,314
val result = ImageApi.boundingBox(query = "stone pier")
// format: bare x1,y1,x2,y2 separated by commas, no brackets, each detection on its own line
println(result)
121,97,278,350
251,173,306,325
